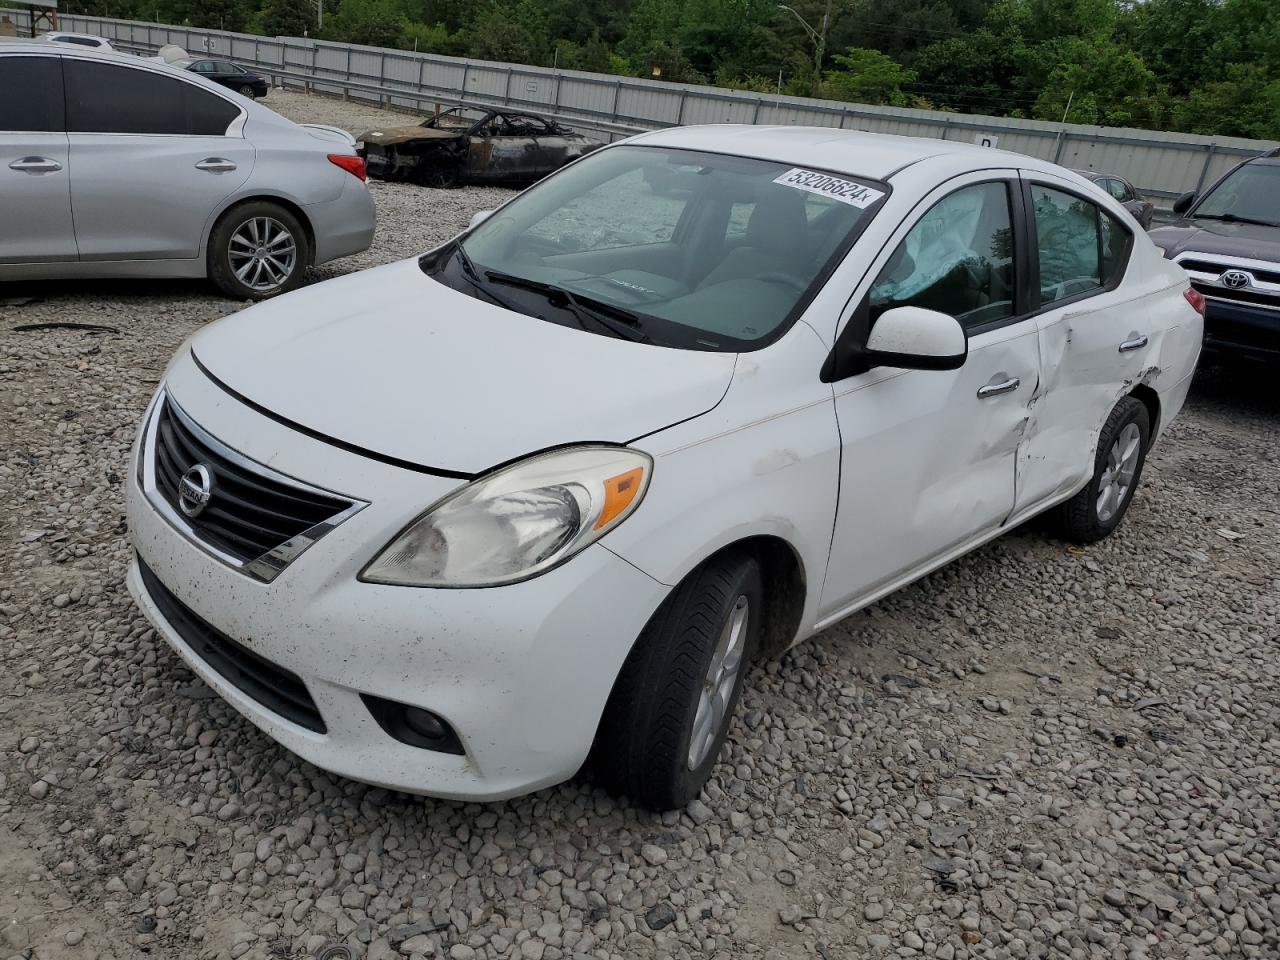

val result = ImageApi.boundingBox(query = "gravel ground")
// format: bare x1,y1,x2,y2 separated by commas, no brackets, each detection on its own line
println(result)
2,92,1278,960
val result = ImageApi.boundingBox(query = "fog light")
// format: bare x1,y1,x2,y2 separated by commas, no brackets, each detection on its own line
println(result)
361,694,464,755
404,706,446,741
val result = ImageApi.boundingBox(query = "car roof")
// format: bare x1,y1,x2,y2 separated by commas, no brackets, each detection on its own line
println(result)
629,124,1048,181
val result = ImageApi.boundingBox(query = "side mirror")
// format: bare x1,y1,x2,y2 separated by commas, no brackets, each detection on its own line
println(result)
1171,191,1196,216
1123,199,1144,218
469,209,494,230
865,306,967,371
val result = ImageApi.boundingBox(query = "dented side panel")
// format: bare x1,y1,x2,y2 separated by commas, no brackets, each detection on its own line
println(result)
819,320,1040,618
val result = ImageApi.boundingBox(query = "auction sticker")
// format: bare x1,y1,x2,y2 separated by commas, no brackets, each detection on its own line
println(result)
773,168,884,208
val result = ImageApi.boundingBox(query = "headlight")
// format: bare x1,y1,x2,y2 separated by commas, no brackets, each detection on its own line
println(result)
361,446,652,587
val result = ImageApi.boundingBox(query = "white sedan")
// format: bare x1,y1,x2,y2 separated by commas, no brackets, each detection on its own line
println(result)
127,126,1203,807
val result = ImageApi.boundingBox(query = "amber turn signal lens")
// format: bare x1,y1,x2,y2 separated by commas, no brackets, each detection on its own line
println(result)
595,467,645,530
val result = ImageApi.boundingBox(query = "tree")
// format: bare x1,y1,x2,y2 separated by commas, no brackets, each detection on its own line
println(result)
261,0,315,36
823,47,916,106
1173,64,1280,139
1032,37,1164,128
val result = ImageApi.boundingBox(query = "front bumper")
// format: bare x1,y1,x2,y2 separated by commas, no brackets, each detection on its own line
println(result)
1201,297,1280,363
126,360,667,800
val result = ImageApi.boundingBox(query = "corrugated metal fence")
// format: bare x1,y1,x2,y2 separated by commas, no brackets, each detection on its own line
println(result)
39,13,1280,203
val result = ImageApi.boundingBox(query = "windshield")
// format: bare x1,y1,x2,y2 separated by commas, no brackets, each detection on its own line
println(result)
423,108,476,130
434,145,886,351
1195,162,1280,225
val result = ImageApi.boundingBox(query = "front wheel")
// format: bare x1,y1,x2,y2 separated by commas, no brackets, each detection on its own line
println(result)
238,83,257,98
208,202,309,300
592,553,762,809
1053,396,1151,543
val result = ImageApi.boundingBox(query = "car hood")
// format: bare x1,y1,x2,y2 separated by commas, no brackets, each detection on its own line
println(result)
189,258,736,475
359,125,463,146
1148,218,1280,261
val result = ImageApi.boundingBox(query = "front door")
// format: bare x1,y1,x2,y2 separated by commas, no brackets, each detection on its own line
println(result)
1012,174,1154,516
0,53,77,263
63,57,253,261
819,174,1041,619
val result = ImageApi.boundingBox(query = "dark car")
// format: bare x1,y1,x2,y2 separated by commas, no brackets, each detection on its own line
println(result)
174,58,268,99
1149,149,1280,365
1072,170,1155,229
356,107,603,187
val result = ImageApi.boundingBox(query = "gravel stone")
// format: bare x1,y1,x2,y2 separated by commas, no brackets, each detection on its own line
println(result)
0,87,1277,960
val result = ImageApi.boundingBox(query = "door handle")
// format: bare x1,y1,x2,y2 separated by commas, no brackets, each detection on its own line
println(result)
977,376,1021,399
195,158,237,173
8,156,62,173
1119,334,1149,353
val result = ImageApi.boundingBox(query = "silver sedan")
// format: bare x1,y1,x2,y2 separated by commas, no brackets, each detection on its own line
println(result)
0,42,375,299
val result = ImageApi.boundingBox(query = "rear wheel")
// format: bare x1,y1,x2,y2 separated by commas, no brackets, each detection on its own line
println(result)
592,553,762,809
1053,396,1151,543
207,202,309,300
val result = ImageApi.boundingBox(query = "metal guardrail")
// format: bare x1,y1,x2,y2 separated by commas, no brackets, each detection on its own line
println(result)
45,14,1280,203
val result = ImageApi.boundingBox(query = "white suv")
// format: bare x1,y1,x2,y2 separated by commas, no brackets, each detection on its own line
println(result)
127,126,1203,807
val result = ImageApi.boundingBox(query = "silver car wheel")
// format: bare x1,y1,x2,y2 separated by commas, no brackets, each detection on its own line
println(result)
228,217,297,292
1096,422,1142,523
687,594,749,770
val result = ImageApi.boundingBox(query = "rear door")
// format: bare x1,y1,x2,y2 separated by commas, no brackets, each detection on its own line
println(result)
0,53,77,263
466,114,540,183
1011,174,1150,515
64,58,254,261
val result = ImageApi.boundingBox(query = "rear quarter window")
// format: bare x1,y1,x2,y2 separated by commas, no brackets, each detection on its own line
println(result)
65,59,240,136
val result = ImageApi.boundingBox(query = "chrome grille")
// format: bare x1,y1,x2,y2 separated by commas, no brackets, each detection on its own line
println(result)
143,392,364,581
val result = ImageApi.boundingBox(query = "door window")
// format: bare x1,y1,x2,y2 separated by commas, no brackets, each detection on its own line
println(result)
214,61,244,74
191,60,216,73
1032,185,1103,305
65,60,240,136
869,181,1016,330
0,56,64,132
1032,185,1132,305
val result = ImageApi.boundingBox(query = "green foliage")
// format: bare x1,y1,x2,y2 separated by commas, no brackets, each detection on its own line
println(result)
823,47,916,106
261,0,315,36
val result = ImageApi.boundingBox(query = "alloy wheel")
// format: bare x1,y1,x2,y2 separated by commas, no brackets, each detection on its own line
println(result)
1096,422,1142,523
227,217,297,292
687,594,749,770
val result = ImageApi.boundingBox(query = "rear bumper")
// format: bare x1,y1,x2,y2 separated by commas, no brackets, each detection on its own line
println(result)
306,174,375,266
1201,298,1280,363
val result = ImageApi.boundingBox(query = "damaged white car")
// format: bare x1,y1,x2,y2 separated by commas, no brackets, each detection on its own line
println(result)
127,127,1203,808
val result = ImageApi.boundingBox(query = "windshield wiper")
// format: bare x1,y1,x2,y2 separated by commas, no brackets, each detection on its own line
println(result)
1195,212,1280,228
484,269,651,343
451,241,523,313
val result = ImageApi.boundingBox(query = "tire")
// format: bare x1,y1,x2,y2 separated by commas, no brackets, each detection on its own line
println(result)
207,202,309,301
1052,396,1151,543
421,164,460,189
592,552,763,809
238,84,256,98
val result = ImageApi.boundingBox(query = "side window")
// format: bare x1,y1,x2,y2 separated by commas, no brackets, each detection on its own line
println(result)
869,181,1016,330
65,60,240,136
1105,179,1132,202
1100,209,1133,286
1032,185,1102,306
0,56,64,132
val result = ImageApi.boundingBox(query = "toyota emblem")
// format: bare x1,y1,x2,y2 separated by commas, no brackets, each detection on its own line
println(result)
178,463,214,518
1220,269,1251,289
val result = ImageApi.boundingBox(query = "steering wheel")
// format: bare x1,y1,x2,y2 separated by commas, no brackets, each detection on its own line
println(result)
756,271,807,293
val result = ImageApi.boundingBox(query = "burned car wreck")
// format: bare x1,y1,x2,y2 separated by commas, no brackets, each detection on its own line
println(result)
356,107,603,187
